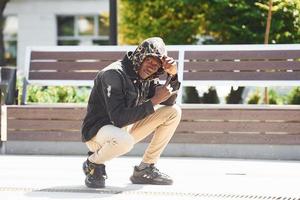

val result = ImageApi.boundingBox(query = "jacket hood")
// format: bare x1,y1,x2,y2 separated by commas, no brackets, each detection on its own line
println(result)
128,37,167,79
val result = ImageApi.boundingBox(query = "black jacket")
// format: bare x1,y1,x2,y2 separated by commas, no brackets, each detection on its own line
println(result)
81,38,180,142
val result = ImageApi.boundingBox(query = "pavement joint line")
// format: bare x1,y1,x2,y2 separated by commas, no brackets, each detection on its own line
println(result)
0,186,300,199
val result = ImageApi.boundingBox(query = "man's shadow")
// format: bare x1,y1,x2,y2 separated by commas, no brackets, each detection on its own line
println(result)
25,184,144,199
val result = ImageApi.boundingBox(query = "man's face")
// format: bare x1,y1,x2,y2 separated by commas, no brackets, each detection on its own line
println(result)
138,56,162,79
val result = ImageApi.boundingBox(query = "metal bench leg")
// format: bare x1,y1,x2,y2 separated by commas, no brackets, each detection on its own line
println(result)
0,142,6,154
21,79,28,105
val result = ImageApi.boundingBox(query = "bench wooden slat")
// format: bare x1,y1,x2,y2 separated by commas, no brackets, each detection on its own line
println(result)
31,51,126,60
182,109,300,121
185,50,300,60
183,71,300,80
7,131,80,141
31,51,179,61
177,121,300,133
8,119,81,130
167,51,179,59
30,61,113,71
169,133,300,144
29,71,97,80
184,61,300,71
7,107,85,120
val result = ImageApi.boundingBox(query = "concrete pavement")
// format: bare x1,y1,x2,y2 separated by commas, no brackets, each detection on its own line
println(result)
0,155,300,200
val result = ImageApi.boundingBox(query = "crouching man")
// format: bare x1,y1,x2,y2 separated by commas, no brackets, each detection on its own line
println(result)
81,37,181,188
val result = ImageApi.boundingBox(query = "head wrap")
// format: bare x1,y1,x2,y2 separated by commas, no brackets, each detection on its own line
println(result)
129,37,167,79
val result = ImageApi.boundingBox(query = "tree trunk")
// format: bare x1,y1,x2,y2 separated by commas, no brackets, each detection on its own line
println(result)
263,0,273,104
0,0,9,66
264,0,273,44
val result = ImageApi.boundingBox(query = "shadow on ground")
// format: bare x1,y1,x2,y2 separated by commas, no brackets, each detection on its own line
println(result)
25,184,144,199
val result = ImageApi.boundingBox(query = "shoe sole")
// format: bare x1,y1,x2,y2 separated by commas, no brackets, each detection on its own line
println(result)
130,176,173,185
85,179,105,188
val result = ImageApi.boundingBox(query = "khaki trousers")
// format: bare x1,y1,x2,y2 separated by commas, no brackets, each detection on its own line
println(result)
85,104,181,164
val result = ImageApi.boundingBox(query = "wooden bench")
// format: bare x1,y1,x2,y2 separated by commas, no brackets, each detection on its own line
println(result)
1,44,300,158
2,104,300,144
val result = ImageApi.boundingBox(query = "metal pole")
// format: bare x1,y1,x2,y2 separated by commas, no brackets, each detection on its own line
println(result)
109,0,117,45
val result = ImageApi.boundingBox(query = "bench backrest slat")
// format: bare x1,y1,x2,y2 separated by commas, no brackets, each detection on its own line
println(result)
185,50,300,59
28,50,179,81
184,50,300,82
31,61,114,71
184,61,300,71
31,51,126,60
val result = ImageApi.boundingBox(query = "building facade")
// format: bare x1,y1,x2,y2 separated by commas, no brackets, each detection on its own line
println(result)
4,0,109,75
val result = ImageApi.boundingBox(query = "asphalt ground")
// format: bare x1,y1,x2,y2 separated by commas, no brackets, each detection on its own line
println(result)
0,155,300,200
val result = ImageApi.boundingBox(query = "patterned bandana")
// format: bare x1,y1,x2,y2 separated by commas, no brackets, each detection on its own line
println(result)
129,37,167,79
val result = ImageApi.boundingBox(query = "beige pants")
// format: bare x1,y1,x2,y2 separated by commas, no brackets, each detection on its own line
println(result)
86,104,181,164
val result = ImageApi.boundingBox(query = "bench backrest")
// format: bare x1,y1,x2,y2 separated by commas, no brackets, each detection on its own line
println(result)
23,44,300,104
182,45,300,87
23,46,179,104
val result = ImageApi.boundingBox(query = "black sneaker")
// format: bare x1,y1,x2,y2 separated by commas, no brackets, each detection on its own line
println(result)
130,164,173,185
84,160,107,188
82,160,90,176
82,152,94,175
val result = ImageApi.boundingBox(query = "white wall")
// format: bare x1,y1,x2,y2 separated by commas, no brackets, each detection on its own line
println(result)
4,0,109,76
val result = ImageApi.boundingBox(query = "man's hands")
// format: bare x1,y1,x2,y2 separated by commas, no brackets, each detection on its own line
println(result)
150,56,177,106
150,85,173,106
162,56,177,76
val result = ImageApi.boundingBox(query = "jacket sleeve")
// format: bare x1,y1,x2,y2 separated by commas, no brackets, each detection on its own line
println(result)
148,74,181,106
97,70,154,128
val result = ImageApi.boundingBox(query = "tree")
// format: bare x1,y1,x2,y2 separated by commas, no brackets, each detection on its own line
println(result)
202,87,220,104
183,87,201,103
203,0,300,44
226,87,245,104
287,87,300,105
119,0,206,44
0,0,9,66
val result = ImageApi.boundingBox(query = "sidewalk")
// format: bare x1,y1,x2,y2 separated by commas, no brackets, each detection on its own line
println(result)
0,155,300,200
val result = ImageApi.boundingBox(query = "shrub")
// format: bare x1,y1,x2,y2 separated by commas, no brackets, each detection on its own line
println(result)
183,86,201,103
26,86,91,103
287,87,300,105
201,87,220,104
247,89,261,104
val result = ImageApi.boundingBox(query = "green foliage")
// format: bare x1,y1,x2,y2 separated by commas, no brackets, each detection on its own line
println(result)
26,86,90,103
226,87,245,104
287,87,300,105
268,89,280,104
119,0,206,44
201,87,220,104
183,86,201,103
247,89,261,104
204,0,300,44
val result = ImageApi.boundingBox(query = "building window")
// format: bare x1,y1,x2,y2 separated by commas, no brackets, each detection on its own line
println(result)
3,16,18,66
57,15,109,46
